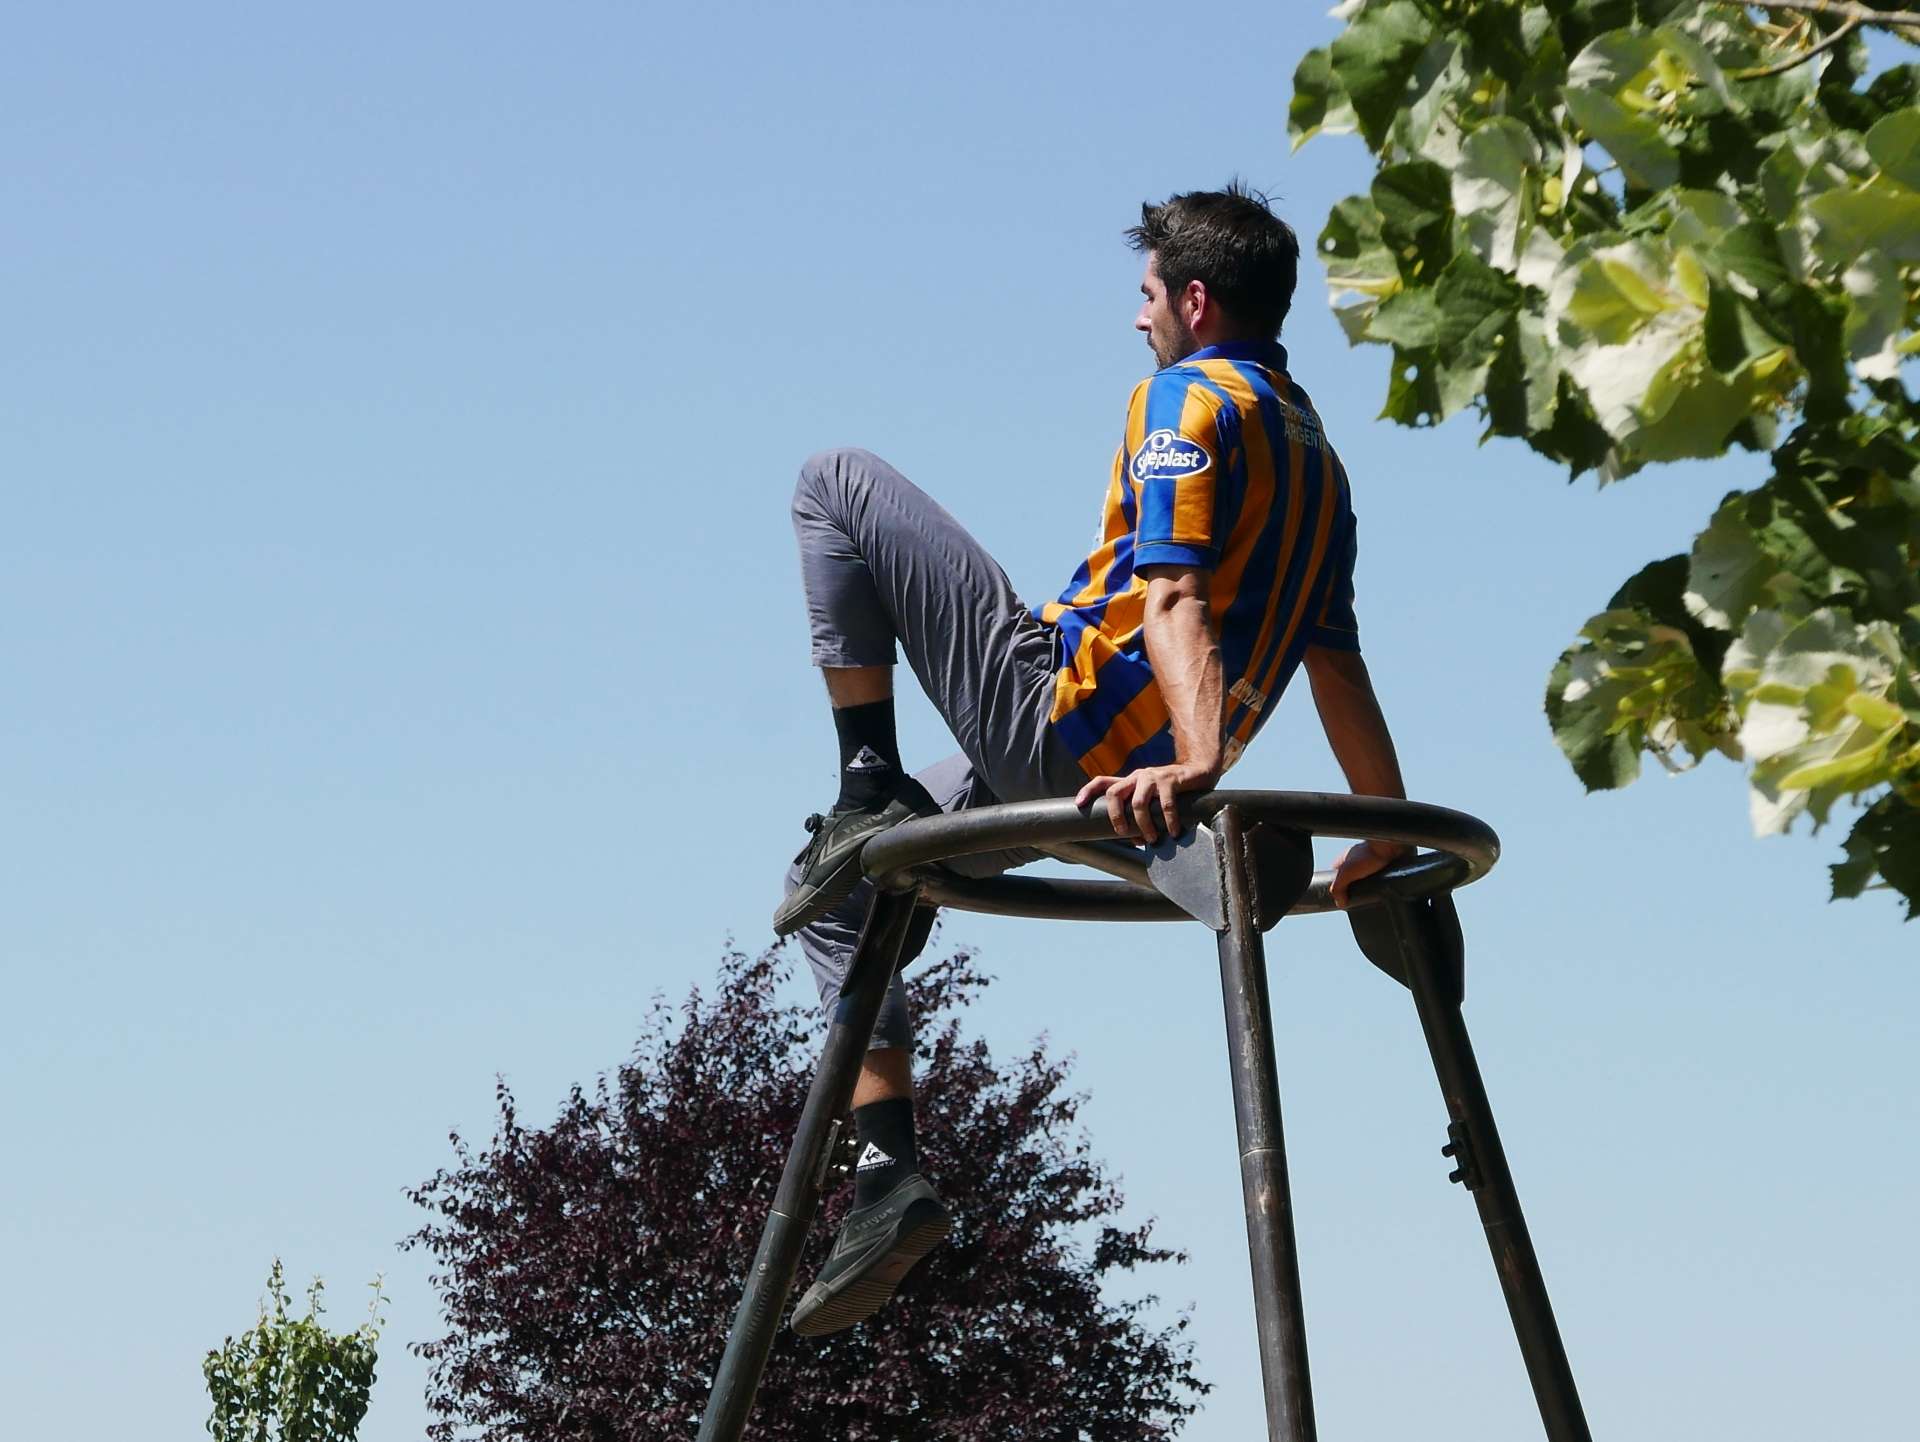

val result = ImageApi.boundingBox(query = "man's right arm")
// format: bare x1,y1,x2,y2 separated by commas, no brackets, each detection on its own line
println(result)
1303,643,1410,906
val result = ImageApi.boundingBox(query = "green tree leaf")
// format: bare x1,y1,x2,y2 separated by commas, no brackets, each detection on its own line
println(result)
1864,108,1920,189
1805,179,1920,268
1688,501,1776,633
1435,251,1522,358
1546,628,1646,791
1319,194,1401,345
1833,794,1920,916
1373,160,1454,255
1565,86,1681,191
1485,309,1564,435
1452,117,1541,272
1841,251,1906,381
1370,289,1444,349
1379,347,1444,426
1393,35,1475,165
1289,47,1356,149
1327,0,1435,150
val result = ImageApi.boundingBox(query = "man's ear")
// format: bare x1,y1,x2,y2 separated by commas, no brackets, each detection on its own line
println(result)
1182,279,1210,326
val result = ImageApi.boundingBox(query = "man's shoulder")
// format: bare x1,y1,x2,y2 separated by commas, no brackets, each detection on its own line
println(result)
1129,364,1235,416
1144,361,1338,461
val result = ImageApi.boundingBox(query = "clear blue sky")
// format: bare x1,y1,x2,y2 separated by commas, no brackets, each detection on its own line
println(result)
4,4,1914,1439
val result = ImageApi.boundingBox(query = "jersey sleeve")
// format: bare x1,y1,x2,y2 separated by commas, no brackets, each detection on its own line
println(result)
1308,511,1362,652
1128,372,1223,570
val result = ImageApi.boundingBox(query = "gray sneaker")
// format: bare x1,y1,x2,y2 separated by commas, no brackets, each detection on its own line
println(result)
790,1174,952,1336
772,778,940,937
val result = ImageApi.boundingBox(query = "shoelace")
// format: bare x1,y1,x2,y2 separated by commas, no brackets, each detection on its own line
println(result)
792,812,829,867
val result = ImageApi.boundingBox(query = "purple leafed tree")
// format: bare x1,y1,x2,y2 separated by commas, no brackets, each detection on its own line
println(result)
404,942,1208,1440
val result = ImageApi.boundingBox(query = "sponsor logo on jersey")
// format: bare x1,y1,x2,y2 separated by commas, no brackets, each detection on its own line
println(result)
1276,400,1326,451
1129,428,1211,484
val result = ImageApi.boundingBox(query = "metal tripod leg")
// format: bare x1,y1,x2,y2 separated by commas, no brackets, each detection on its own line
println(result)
696,888,921,1442
1370,896,1593,1442
1214,807,1317,1442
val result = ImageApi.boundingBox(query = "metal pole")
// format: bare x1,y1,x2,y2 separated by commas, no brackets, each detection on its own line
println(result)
1214,806,1317,1442
696,887,921,1442
1387,898,1593,1442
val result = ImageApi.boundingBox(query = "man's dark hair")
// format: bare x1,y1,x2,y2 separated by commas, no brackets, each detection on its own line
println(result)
1126,180,1300,337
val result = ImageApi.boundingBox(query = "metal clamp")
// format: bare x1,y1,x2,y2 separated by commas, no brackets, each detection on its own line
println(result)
1442,1121,1483,1192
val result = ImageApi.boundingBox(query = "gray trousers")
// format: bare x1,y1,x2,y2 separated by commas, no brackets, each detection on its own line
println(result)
785,448,1088,1048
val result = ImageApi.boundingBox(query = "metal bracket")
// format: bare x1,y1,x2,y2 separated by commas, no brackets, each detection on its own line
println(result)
1145,823,1226,930
1244,823,1314,930
1442,1120,1483,1191
811,1117,848,1193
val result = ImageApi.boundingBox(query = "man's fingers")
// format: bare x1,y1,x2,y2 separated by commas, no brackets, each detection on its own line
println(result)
1155,775,1180,839
1132,785,1158,844
1330,842,1403,910
1329,846,1356,909
1086,770,1204,841
1076,776,1116,808
1331,858,1356,908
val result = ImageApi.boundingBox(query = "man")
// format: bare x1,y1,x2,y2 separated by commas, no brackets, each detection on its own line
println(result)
775,183,1409,1337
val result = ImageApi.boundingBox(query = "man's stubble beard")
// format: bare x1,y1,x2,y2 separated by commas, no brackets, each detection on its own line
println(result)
1151,315,1199,369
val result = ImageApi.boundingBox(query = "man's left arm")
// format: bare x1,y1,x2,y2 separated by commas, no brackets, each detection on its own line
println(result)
1074,564,1222,842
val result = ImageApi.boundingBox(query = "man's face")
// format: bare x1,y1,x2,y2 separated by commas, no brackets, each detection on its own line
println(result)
1136,255,1198,369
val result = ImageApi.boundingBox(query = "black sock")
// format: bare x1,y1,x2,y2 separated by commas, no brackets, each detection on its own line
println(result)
851,1096,918,1207
833,699,900,810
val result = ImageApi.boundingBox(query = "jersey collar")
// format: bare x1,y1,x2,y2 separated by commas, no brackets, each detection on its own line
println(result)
1181,338,1289,372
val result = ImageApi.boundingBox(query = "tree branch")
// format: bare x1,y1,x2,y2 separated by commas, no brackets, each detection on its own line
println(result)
1735,13,1863,77
1738,0,1920,24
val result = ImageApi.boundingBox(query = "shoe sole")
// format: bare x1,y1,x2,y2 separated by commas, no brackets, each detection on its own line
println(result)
789,1203,951,1337
772,843,870,938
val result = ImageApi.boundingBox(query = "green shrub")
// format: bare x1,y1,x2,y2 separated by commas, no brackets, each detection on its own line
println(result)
204,1260,385,1442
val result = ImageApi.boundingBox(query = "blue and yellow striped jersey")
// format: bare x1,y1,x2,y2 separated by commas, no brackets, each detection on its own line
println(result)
1036,339,1360,779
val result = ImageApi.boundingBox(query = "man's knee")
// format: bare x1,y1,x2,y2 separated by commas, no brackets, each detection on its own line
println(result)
794,446,892,517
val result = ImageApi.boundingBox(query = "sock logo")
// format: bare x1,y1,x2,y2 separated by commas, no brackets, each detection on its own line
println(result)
845,746,891,773
855,1142,893,1171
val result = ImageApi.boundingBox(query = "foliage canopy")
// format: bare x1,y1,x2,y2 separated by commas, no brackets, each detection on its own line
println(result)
404,944,1207,1440
1293,0,1920,916
203,1261,386,1442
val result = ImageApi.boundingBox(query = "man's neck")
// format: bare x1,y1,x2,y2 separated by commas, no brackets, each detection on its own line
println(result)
1178,334,1287,367
1190,325,1268,350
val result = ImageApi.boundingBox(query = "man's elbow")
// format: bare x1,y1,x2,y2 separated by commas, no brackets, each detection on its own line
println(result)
1139,566,1212,628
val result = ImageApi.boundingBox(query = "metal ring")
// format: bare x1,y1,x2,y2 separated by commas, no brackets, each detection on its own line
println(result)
861,791,1500,923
